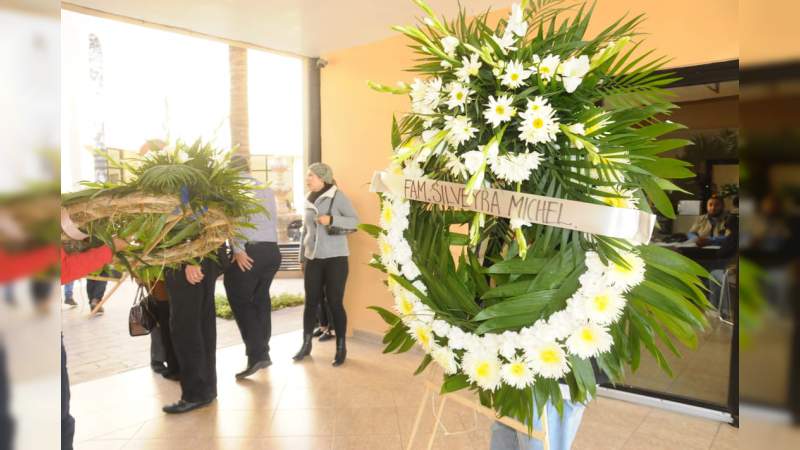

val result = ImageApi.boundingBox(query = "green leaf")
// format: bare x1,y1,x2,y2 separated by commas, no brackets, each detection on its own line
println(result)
414,354,433,375
569,356,597,401
441,374,470,394
358,223,383,238
640,175,675,218
639,245,710,279
486,256,549,274
368,306,400,327
473,289,557,321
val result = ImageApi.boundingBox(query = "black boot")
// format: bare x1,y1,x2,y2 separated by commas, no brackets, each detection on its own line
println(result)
332,336,346,367
292,333,313,361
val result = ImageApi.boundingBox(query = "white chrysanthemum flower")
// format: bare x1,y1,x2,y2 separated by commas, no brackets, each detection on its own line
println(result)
558,55,591,93
410,322,435,353
518,97,560,145
507,3,528,37
393,239,414,265
462,150,486,175
384,259,401,276
568,122,586,136
441,36,460,57
484,95,517,127
401,260,422,281
501,356,535,389
378,235,396,265
579,285,627,325
445,82,473,111
489,151,542,183
425,77,443,106
403,162,425,179
444,152,469,180
501,60,531,89
380,199,410,232
595,186,639,210
462,349,503,391
394,289,417,317
546,310,580,341
537,54,561,81
499,331,521,359
432,346,459,374
455,53,483,83
606,251,646,292
432,320,452,337
444,115,478,147
566,323,613,358
446,326,468,350
583,251,605,275
412,280,428,294
528,342,570,379
492,31,517,53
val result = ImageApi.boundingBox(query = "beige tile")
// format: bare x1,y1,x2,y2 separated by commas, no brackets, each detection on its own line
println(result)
266,408,335,436
572,397,652,450
121,439,207,450
710,424,738,450
334,407,402,436
132,409,219,439
260,436,333,450
76,440,128,450
334,384,397,409
332,434,403,450
622,409,720,450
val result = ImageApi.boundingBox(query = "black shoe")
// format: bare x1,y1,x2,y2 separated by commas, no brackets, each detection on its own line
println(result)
332,336,347,367
64,297,77,306
235,359,272,379
292,333,313,361
162,371,180,381
162,398,213,414
318,331,334,342
151,361,168,375
312,327,324,338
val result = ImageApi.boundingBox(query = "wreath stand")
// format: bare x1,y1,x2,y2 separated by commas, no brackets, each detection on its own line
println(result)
406,370,549,450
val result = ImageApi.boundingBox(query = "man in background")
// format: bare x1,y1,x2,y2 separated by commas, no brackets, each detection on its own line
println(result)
688,195,730,247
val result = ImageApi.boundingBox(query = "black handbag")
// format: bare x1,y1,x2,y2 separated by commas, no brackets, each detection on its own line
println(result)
324,191,357,236
129,285,157,337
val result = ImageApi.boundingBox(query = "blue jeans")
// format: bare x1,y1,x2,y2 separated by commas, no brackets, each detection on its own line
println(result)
489,399,586,450
64,282,74,300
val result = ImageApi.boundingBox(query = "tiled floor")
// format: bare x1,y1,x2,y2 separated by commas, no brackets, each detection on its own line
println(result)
71,331,738,450
62,277,304,384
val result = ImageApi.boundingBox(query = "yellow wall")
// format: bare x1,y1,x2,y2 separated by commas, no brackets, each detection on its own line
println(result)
321,1,738,336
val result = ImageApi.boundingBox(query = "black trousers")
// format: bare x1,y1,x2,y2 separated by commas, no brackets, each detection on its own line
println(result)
86,278,107,302
303,257,349,337
166,260,219,402
60,336,74,450
151,300,178,372
224,242,281,363
317,289,332,328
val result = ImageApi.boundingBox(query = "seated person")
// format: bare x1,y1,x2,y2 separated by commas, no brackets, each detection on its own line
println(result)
687,195,729,247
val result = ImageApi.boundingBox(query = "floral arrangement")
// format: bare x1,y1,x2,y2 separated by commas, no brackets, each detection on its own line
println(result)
364,0,712,425
61,140,263,281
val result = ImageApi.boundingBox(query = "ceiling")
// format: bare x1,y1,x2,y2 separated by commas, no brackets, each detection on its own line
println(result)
62,0,510,58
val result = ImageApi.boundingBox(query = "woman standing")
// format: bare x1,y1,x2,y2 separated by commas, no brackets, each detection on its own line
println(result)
293,163,358,366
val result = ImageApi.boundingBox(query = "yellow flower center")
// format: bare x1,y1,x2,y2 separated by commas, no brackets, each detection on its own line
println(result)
541,67,550,74
532,118,544,129
456,92,464,100
496,105,505,115
581,328,596,343
614,262,632,274
380,241,393,255
511,73,519,81
416,329,430,348
604,197,628,209
540,348,560,364
593,294,610,312
400,298,414,316
476,362,491,378
531,104,540,111
510,363,525,377
382,207,393,223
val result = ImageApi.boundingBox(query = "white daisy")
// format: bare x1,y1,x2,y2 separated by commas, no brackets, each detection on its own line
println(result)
394,289,417,317
501,356,535,389
462,150,486,175
558,55,591,93
446,326,468,350
455,53,483,83
444,152,470,179
462,348,503,391
501,60,531,89
537,54,561,81
432,320,452,337
444,115,478,147
595,186,639,210
605,250,646,292
489,151,542,183
499,331,521,359
566,323,613,358
579,285,627,325
528,342,570,379
484,95,517,128
401,260,422,281
546,310,580,341
410,322,435,353
518,97,560,145
445,82,473,111
432,346,459,375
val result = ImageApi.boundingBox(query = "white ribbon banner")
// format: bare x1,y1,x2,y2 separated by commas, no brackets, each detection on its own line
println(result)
370,171,656,244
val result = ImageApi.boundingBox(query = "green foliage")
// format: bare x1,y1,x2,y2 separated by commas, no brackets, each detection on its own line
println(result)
215,292,304,319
